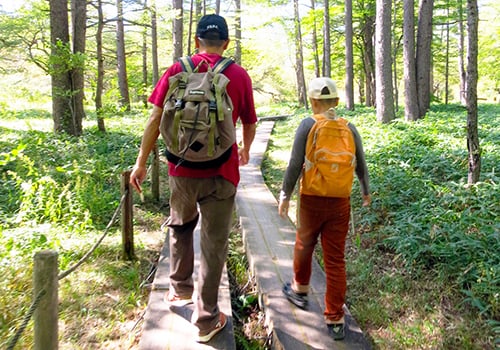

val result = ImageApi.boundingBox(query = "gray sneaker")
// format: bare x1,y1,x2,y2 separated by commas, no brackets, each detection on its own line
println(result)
282,282,308,309
327,323,345,340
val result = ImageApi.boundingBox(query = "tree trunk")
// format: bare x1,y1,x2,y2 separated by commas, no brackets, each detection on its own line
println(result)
375,0,395,123
362,11,375,107
151,0,159,85
173,0,183,62
49,0,73,134
403,0,419,121
416,0,434,118
142,0,148,108
445,3,450,104
322,0,331,77
187,0,194,55
294,0,307,108
235,0,242,65
70,0,86,136
458,0,466,105
345,0,354,110
116,0,130,111
310,0,320,77
466,0,480,184
392,2,399,111
95,0,106,132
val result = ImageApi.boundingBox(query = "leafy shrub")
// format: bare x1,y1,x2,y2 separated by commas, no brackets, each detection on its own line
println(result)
265,103,499,345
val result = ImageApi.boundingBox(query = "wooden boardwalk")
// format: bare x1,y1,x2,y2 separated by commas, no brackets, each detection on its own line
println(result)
138,120,371,349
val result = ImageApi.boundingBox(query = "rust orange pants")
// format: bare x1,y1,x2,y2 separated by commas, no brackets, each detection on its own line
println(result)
294,194,350,322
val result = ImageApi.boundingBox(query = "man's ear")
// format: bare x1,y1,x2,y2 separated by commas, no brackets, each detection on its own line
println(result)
223,39,230,50
194,36,200,48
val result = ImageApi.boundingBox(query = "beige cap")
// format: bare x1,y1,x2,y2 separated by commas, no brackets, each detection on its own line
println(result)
307,77,338,99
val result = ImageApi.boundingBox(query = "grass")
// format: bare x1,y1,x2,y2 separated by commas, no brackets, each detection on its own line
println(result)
0,95,498,349
0,103,165,349
261,103,499,349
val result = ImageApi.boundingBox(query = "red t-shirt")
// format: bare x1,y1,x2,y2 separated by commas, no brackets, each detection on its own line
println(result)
149,53,258,186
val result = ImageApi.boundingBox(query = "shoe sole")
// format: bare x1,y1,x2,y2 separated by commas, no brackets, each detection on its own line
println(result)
197,312,227,343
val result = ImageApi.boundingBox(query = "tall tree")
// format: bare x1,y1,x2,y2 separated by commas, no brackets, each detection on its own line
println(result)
465,0,480,183
458,0,466,105
49,0,81,135
151,0,159,85
142,0,148,108
94,0,106,132
310,0,320,77
235,0,242,65
116,0,130,111
359,1,376,107
187,0,194,55
322,0,331,77
345,0,355,110
71,0,86,135
416,0,434,118
294,0,307,107
444,2,450,104
403,0,419,121
375,0,395,123
173,0,183,61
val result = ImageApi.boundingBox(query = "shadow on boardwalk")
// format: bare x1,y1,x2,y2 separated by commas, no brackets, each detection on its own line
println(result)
138,120,371,349
236,121,371,350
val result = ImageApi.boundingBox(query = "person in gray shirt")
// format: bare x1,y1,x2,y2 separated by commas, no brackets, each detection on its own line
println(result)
278,77,371,341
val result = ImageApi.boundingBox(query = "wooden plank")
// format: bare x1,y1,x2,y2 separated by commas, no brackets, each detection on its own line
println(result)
139,225,236,350
235,121,371,350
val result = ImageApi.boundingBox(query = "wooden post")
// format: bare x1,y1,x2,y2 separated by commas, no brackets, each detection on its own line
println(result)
151,144,160,202
34,250,58,350
121,170,135,260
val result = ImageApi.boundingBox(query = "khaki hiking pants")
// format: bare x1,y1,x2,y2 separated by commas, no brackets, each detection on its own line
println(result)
166,175,236,333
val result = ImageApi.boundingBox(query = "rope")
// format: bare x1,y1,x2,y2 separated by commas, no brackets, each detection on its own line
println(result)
58,191,128,280
6,186,131,349
6,289,47,350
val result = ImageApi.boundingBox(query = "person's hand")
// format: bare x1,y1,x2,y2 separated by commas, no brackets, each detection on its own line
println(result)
130,165,147,193
238,147,250,166
278,199,290,218
362,194,371,207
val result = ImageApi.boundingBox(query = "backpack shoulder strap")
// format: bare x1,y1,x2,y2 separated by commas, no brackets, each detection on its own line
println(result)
179,56,195,73
213,57,234,74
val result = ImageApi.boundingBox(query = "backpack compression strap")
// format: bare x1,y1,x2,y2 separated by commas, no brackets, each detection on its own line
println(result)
212,58,233,123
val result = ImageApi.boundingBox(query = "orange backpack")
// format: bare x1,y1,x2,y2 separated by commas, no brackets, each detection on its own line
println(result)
300,114,356,198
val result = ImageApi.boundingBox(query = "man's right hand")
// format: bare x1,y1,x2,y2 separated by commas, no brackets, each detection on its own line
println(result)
130,165,147,193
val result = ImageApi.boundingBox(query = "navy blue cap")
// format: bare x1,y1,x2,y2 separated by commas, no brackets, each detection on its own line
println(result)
196,14,229,40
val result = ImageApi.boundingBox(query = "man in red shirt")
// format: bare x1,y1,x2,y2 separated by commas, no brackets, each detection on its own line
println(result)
130,14,257,343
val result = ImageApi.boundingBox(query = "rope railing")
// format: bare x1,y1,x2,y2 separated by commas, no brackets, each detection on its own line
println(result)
5,170,135,350
58,191,128,280
6,289,47,350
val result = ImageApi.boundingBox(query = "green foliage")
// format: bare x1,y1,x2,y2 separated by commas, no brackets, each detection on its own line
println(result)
0,107,158,349
48,39,86,78
0,126,140,231
264,103,499,347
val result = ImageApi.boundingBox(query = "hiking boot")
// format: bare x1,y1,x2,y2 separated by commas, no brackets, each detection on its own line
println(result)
197,312,227,343
164,291,193,307
282,282,308,309
327,323,345,341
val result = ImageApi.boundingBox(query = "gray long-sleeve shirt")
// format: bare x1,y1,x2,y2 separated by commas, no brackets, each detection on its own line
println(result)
280,116,370,201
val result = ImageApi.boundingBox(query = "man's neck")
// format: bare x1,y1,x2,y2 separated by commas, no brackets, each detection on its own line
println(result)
197,46,225,55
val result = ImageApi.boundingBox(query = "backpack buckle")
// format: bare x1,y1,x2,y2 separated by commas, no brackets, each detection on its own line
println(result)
209,100,217,111
175,99,184,110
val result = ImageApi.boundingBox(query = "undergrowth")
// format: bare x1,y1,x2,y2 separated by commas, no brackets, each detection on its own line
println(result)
262,103,499,349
